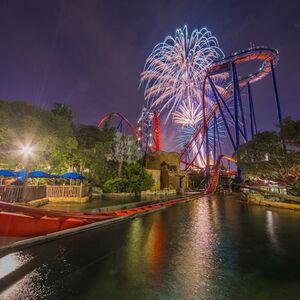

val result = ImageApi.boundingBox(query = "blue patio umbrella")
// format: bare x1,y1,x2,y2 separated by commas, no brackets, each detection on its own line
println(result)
28,171,51,178
61,172,85,180
0,170,17,177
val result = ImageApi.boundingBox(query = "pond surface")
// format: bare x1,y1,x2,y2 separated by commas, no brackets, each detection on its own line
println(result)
1,193,300,299
43,194,181,212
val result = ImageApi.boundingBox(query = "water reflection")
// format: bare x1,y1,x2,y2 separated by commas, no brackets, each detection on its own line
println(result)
0,252,32,280
1,195,300,299
266,210,282,253
146,214,165,279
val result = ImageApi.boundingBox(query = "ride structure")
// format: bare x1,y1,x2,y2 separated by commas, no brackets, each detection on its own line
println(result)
97,28,284,194
140,27,284,188
137,108,161,152
179,47,281,182
96,112,139,138
97,49,282,193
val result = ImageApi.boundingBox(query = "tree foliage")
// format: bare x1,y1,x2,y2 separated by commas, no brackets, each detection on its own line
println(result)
103,163,154,194
0,100,76,172
111,132,141,176
237,125,300,196
280,118,300,148
0,99,151,191
51,103,74,124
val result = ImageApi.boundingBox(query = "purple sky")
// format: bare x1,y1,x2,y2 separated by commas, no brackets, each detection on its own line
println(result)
0,0,299,134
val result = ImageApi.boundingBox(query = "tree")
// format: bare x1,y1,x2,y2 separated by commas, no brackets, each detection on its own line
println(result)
76,125,105,149
51,103,74,123
74,125,118,186
123,163,154,194
103,163,154,195
0,100,77,173
237,130,300,195
280,118,300,148
111,132,141,176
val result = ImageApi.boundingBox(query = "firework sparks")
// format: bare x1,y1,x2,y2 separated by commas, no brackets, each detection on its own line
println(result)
140,26,230,168
141,26,225,122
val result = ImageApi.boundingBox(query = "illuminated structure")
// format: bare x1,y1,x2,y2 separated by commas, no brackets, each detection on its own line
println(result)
140,26,282,184
97,27,283,191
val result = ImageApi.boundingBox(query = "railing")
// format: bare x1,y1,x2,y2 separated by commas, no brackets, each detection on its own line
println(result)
0,184,90,203
46,185,89,198
0,186,23,202
23,186,47,202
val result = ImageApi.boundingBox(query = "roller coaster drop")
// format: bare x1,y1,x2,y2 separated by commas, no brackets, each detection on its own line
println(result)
97,47,283,191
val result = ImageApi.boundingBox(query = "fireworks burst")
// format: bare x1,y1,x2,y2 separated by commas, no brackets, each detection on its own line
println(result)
140,26,231,168
141,26,225,122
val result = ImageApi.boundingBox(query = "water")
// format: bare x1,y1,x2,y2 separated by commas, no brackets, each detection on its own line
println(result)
1,193,300,299
43,194,181,212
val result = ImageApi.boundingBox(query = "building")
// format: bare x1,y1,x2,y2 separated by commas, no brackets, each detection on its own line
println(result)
145,151,188,192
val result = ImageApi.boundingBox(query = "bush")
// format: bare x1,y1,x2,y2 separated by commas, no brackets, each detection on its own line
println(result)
102,163,154,194
124,163,154,194
102,177,127,193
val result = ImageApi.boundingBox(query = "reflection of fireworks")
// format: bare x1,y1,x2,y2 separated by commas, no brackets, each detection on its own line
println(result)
141,26,225,122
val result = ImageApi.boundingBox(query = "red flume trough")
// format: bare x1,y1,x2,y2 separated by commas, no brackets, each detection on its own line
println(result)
0,196,198,237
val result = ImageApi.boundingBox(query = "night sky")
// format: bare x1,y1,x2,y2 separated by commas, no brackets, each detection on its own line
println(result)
0,0,299,134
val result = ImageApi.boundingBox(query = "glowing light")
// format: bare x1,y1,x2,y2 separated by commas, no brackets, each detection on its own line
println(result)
20,145,33,156
0,253,32,280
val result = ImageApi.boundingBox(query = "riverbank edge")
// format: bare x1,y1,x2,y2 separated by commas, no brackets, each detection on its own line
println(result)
242,193,300,211
20,189,178,208
0,194,201,258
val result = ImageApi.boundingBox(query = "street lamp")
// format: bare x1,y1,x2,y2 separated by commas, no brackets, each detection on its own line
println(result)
20,145,33,156
20,144,33,202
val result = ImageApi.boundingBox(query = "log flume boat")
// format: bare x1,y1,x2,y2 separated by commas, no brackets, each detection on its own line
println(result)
0,196,197,237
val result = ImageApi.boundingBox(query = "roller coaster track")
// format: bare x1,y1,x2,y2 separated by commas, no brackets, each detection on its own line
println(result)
206,155,237,194
180,47,279,168
96,112,140,139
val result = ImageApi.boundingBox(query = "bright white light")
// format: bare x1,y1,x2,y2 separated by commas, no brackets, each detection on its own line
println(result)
20,145,32,156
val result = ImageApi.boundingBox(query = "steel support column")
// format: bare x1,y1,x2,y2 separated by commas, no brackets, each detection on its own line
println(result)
247,82,257,138
208,76,236,150
202,81,210,181
213,113,217,164
213,80,247,141
231,62,242,182
270,60,286,151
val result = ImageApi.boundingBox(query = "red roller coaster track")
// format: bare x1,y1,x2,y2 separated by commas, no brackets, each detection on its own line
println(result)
153,111,161,151
97,112,140,139
97,111,161,152
206,155,237,194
